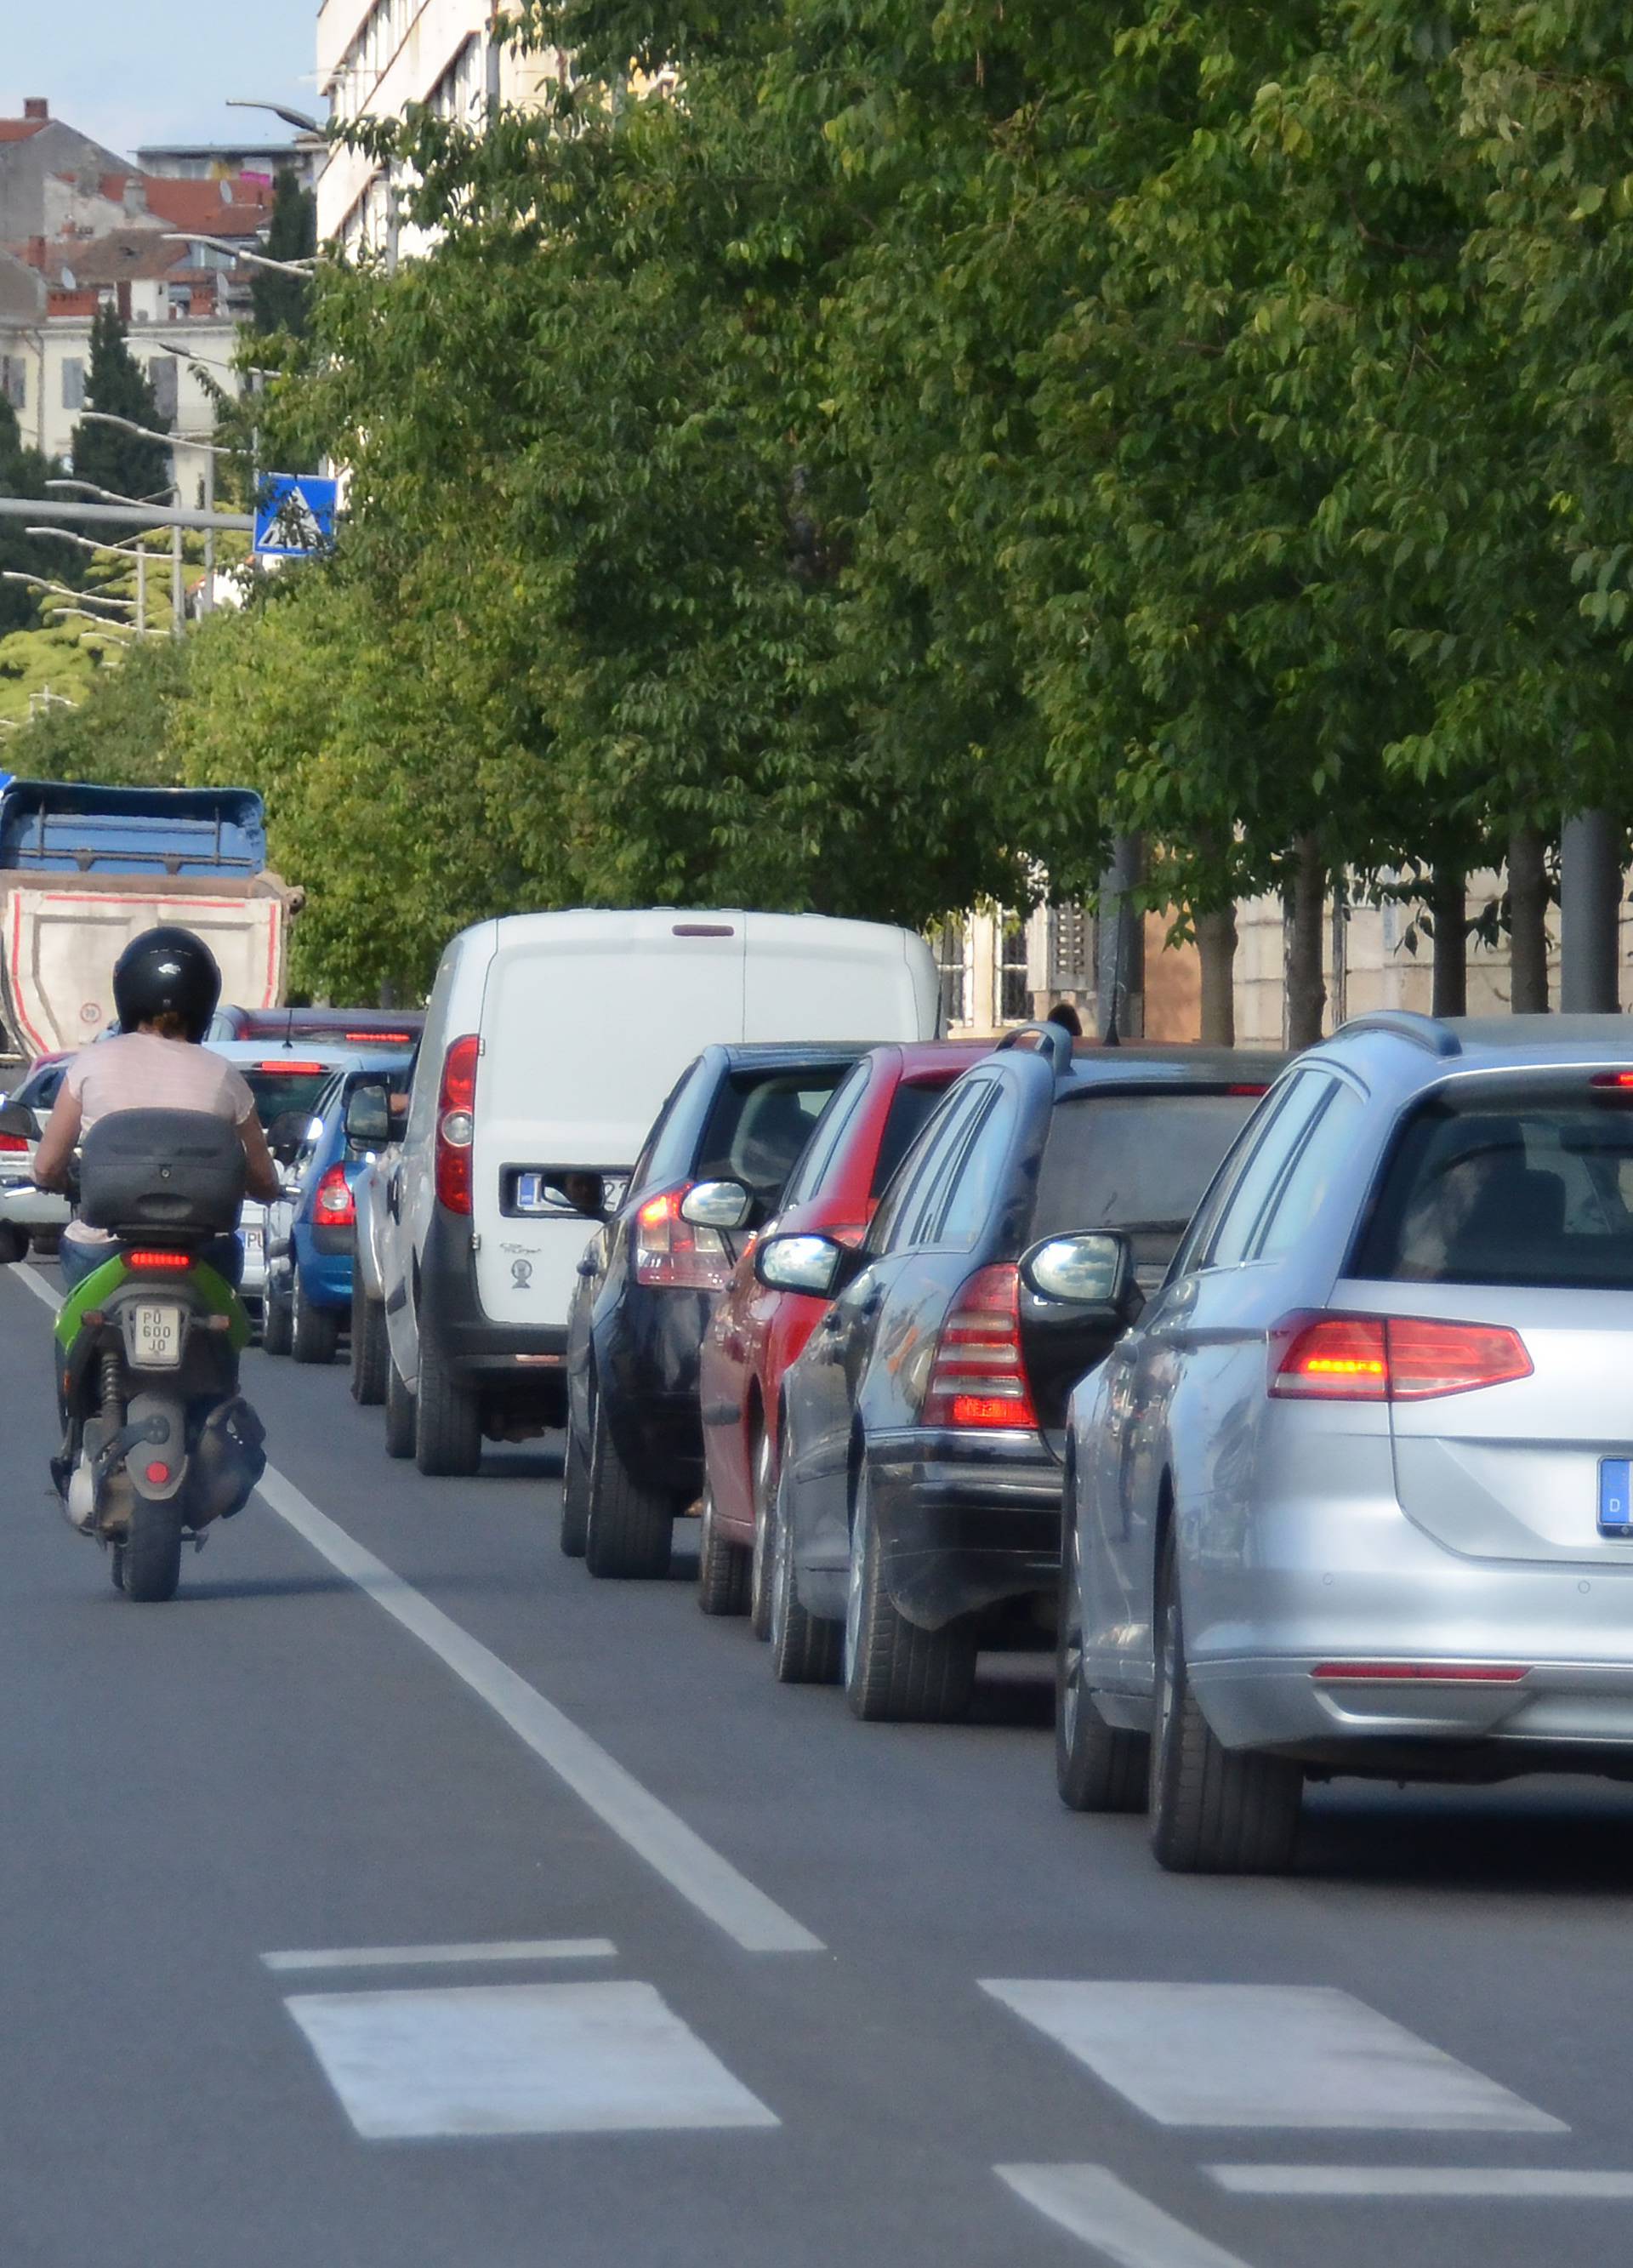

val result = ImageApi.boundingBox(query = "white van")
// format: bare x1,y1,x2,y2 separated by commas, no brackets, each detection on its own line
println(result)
378,909,940,1473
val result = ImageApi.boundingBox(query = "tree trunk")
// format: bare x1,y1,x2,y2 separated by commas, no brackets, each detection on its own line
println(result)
1285,834,1327,1049
1430,865,1467,1018
1196,903,1237,1046
1507,823,1548,1013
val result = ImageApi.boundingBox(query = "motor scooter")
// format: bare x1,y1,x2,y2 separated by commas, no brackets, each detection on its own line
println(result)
0,1101,268,1602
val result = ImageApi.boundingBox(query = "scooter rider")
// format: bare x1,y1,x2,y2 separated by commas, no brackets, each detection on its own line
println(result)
32,926,282,1289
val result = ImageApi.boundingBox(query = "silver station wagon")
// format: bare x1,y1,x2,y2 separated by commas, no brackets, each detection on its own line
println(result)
1057,1012,1633,1874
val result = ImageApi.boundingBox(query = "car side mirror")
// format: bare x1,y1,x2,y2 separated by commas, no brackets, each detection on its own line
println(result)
754,1231,847,1296
1020,1231,1142,1326
344,1086,392,1145
0,1102,42,1143
680,1178,756,1231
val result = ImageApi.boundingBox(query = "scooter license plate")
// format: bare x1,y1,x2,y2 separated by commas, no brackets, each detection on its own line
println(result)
132,1302,184,1367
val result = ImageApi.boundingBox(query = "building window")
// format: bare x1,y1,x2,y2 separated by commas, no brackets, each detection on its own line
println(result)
148,356,179,422
997,911,1031,1023
60,358,85,410
1047,900,1091,995
1,354,26,409
929,920,971,1030
430,34,483,121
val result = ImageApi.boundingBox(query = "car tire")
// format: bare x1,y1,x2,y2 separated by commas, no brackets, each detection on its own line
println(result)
748,1427,777,1643
415,1337,482,1477
29,1228,60,1258
1149,1532,1302,1874
767,1467,841,1684
559,1387,590,1558
350,1276,388,1405
0,1221,26,1266
844,1474,976,1723
262,1278,293,1358
697,1479,750,1616
583,1400,672,1579
1055,1511,1147,1812
291,1266,341,1365
384,1347,417,1460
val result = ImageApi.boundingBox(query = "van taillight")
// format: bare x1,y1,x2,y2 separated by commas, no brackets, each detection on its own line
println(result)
0,1131,27,1154
922,1262,1038,1430
314,1165,356,1228
632,1187,733,1291
434,1034,480,1214
1271,1313,1532,1401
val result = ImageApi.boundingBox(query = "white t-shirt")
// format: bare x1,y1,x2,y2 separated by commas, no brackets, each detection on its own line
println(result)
62,1034,255,1249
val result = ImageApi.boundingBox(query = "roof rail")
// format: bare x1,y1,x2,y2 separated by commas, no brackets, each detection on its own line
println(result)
993,1021,1076,1075
1337,1011,1462,1059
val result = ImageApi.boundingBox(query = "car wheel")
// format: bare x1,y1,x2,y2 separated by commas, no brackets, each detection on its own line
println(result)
583,1399,673,1579
384,1346,416,1460
559,1382,590,1558
1148,1530,1302,1874
767,1468,840,1683
748,1427,777,1642
291,1265,341,1365
415,1335,482,1477
697,1479,750,1616
0,1222,26,1266
262,1268,293,1356
350,1275,388,1405
843,1473,976,1723
1055,1509,1147,1812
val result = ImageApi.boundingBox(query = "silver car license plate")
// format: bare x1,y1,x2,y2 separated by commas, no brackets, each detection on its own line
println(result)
1599,1459,1633,1539
243,1225,265,1256
132,1302,184,1368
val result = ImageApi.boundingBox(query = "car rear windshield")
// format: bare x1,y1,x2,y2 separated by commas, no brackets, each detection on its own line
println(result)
1031,1091,1264,1243
696,1065,853,1204
242,1068,334,1132
1354,1078,1633,1290
871,1080,953,1199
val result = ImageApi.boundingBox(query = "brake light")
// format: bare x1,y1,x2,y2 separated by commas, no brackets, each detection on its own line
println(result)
345,1030,412,1043
0,1131,27,1154
125,1250,192,1273
922,1262,1038,1430
1272,1313,1532,1401
259,1061,324,1074
1228,1084,1269,1097
632,1186,734,1291
1312,1661,1529,1684
314,1164,356,1227
434,1034,480,1213
1590,1073,1633,1089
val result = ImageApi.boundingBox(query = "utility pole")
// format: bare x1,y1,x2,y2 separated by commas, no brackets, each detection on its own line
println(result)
1096,835,1145,1042
1559,811,1621,1011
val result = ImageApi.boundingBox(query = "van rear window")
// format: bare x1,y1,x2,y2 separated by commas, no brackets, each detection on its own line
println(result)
1032,1091,1261,1245
1354,1079,1633,1290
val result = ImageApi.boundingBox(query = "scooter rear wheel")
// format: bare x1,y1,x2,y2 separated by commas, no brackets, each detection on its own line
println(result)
122,1498,182,1604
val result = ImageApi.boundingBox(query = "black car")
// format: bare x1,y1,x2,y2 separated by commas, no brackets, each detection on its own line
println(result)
759,1024,1285,1721
563,1042,866,1580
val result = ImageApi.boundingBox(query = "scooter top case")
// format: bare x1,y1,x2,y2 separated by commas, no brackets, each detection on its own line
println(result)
78,1107,245,1238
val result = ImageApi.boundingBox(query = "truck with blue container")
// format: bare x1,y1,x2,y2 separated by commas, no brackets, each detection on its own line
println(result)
0,781,298,1063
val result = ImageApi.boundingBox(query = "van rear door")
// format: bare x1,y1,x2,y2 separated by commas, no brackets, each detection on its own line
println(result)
742,915,936,1041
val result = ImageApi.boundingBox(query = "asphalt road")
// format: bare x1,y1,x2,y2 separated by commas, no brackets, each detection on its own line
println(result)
3,1257,1633,2268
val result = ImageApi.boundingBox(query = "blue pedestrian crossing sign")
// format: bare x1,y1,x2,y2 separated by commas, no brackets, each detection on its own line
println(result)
253,474,339,557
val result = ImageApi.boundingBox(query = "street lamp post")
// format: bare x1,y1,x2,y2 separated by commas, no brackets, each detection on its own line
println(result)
26,527,166,638
77,411,242,630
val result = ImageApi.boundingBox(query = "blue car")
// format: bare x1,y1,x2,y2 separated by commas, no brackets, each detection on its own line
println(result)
264,1053,412,1365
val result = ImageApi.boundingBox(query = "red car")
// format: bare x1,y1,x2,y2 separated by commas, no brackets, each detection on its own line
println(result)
696,1040,989,1630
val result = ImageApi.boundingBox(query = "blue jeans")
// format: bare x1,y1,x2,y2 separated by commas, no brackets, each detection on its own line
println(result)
60,1232,244,1294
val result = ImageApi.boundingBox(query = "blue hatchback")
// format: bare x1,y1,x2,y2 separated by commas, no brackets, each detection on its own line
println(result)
264,1052,411,1365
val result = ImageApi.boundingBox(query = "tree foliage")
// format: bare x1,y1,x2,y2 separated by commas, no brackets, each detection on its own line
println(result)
72,306,171,503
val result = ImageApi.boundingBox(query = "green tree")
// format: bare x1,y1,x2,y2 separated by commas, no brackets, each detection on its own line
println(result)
0,393,80,635
72,305,172,503
250,169,317,340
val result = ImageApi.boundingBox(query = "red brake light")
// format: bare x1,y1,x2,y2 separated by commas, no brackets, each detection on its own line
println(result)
1272,1313,1531,1402
633,1186,734,1291
1590,1073,1633,1089
1312,1661,1529,1684
345,1030,412,1042
923,1262,1038,1431
314,1163,356,1227
259,1060,325,1074
1227,1084,1270,1097
125,1250,192,1272
434,1034,480,1213
0,1131,28,1153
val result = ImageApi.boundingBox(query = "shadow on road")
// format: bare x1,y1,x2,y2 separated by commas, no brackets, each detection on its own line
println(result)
1299,1782,1633,1892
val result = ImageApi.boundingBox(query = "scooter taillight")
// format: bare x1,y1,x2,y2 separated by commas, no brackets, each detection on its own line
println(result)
125,1251,192,1273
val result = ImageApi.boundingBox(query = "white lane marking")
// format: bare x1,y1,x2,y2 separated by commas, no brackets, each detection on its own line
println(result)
10,1268,821,1957
286,1979,780,2140
982,1983,1565,2134
15,1264,59,1314
255,1467,824,1956
997,2165,1254,2268
263,1938,617,1973
1209,2166,1633,2200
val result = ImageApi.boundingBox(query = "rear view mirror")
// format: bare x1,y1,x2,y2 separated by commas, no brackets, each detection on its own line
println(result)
755,1232,846,1297
344,1086,392,1146
680,1178,755,1231
0,1102,42,1143
1021,1231,1141,1323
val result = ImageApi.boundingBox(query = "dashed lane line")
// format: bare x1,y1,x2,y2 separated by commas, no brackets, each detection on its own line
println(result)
997,2165,1255,2268
1209,2167,1633,2201
262,1938,617,1972
11,1265,823,1957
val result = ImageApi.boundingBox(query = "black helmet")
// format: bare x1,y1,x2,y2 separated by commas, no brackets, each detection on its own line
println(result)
111,926,221,1043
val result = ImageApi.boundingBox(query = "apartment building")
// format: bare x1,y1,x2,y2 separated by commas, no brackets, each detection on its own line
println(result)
316,0,564,254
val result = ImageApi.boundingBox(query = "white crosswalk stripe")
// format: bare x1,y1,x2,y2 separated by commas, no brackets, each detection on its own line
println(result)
998,2165,1255,2267
981,1981,1564,2133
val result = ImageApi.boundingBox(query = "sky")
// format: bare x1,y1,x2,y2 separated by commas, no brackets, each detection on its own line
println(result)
1,3,316,162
